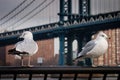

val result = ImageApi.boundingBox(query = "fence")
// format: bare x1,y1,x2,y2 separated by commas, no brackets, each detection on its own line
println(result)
0,66,120,80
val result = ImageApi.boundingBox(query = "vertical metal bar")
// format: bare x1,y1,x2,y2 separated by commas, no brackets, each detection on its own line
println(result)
103,73,107,80
0,74,1,79
66,35,73,65
117,74,120,80
59,0,64,21
88,73,92,80
79,0,90,16
29,74,32,80
44,74,47,80
59,74,63,80
74,73,78,80
13,74,17,80
68,0,72,20
59,34,65,65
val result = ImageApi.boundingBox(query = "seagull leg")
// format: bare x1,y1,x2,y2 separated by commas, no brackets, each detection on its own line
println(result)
28,56,33,67
91,58,96,67
21,56,24,66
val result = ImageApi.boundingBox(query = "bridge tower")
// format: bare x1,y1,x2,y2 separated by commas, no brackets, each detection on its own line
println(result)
58,0,72,65
58,0,93,66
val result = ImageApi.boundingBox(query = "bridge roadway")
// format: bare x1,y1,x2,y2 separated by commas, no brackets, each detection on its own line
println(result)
0,11,120,46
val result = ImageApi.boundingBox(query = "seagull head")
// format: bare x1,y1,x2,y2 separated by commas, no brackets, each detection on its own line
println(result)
97,31,109,40
19,31,33,39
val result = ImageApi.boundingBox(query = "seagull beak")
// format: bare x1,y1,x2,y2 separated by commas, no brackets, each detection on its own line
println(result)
106,35,110,39
107,36,110,39
17,34,24,41
19,35,22,38
19,33,24,38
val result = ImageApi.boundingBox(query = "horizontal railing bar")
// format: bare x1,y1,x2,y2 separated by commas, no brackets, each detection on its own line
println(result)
0,66,120,74
0,66,119,80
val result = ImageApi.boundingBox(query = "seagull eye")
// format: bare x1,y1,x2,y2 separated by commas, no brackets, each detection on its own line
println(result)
101,35,104,37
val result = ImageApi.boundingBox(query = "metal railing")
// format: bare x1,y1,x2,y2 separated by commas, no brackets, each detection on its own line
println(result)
0,66,120,80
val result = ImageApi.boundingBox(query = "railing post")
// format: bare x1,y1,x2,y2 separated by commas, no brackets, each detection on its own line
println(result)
88,73,93,80
0,74,1,79
29,74,32,80
74,73,78,80
13,74,17,80
59,73,63,80
103,73,107,80
117,74,120,80
44,74,48,80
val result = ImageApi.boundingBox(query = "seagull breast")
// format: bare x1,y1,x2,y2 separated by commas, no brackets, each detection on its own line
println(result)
87,36,108,58
15,31,38,56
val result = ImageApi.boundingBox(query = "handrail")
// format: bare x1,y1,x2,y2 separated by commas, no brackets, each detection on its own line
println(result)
0,66,120,80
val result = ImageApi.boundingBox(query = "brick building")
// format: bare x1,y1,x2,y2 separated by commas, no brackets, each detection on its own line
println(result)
0,39,58,66
0,28,120,66
94,28,120,66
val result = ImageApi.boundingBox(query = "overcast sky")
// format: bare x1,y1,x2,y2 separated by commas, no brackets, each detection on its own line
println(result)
0,0,59,32
0,0,119,33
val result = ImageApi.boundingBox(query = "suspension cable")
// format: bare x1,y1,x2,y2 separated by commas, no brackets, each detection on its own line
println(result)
11,0,55,30
7,0,47,29
0,0,36,26
0,0,27,21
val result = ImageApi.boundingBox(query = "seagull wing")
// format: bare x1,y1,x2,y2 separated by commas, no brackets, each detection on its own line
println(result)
15,39,38,55
78,40,96,58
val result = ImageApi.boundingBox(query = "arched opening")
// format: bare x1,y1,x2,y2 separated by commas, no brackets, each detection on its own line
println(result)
72,39,78,60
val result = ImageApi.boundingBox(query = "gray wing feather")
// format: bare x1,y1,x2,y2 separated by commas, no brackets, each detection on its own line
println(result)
78,40,96,57
15,39,38,55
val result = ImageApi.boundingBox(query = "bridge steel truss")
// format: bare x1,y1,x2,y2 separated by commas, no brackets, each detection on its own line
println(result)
0,1,120,66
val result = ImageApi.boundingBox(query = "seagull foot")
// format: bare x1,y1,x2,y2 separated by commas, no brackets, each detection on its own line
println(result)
28,65,34,67
92,64,97,67
21,65,28,67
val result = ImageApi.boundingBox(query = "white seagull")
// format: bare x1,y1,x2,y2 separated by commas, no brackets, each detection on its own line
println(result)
8,31,38,67
75,31,109,66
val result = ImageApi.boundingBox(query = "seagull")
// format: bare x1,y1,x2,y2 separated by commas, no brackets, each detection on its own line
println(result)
75,31,109,66
8,31,38,67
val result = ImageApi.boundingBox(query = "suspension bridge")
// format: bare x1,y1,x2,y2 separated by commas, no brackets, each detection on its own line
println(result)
0,0,120,80
0,0,120,66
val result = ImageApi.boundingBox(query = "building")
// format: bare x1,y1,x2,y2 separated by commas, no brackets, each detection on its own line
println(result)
0,38,57,66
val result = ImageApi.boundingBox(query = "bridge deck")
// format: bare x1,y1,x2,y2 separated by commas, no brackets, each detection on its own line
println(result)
0,11,120,46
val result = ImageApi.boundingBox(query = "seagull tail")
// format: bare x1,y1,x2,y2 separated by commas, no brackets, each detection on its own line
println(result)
73,55,83,62
8,48,16,54
75,55,83,60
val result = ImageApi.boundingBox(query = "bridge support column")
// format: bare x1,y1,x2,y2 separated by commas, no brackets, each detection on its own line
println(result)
66,35,73,65
59,34,65,65
79,0,90,16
